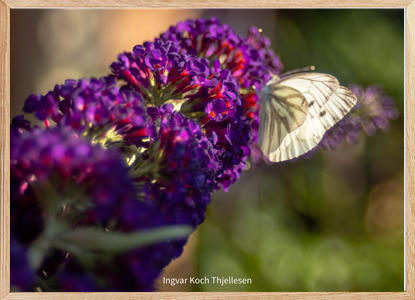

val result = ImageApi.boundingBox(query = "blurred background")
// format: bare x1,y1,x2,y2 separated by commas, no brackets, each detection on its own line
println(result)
11,9,404,292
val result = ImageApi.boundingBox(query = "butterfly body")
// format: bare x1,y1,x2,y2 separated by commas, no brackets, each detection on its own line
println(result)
258,72,357,162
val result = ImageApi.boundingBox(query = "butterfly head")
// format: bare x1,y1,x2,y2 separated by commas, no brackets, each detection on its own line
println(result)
266,74,281,85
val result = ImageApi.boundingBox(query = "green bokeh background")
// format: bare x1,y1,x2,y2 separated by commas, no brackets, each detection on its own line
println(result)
195,9,404,292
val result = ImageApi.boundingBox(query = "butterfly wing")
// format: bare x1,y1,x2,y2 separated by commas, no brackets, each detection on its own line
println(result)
259,73,357,162
258,82,309,159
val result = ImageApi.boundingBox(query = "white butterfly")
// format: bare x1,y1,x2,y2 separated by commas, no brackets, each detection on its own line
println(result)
258,71,357,162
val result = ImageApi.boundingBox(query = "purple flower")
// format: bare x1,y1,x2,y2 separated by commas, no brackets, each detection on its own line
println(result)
23,92,60,122
11,130,137,291
11,115,33,134
10,127,198,292
10,127,138,235
33,105,221,292
130,104,219,226
144,49,169,70
111,40,220,107
159,17,283,144
350,84,399,134
22,76,154,148
72,119,217,290
111,39,252,190
319,84,399,151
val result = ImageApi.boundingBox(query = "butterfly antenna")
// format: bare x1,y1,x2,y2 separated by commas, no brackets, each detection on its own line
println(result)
280,65,315,77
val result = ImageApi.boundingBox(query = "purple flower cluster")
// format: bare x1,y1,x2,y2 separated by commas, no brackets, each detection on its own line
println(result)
10,124,202,292
111,39,251,190
13,31,257,290
10,127,132,291
319,84,399,151
51,105,220,292
11,126,138,226
160,18,283,90
159,17,283,143
23,76,154,146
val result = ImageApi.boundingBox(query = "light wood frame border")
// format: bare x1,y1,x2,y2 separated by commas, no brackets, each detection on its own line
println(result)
1,2,413,299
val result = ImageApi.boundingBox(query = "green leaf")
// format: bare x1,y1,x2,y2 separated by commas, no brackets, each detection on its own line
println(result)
53,225,193,253
28,219,69,271
28,243,47,271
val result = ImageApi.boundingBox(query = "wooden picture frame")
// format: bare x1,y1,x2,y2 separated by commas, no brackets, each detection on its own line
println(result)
1,2,413,299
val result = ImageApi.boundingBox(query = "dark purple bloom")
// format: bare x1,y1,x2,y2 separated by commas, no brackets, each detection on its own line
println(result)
10,127,198,292
10,127,138,260
10,127,138,230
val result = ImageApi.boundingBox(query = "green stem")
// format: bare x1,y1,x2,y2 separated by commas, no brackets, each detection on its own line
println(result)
130,160,155,179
